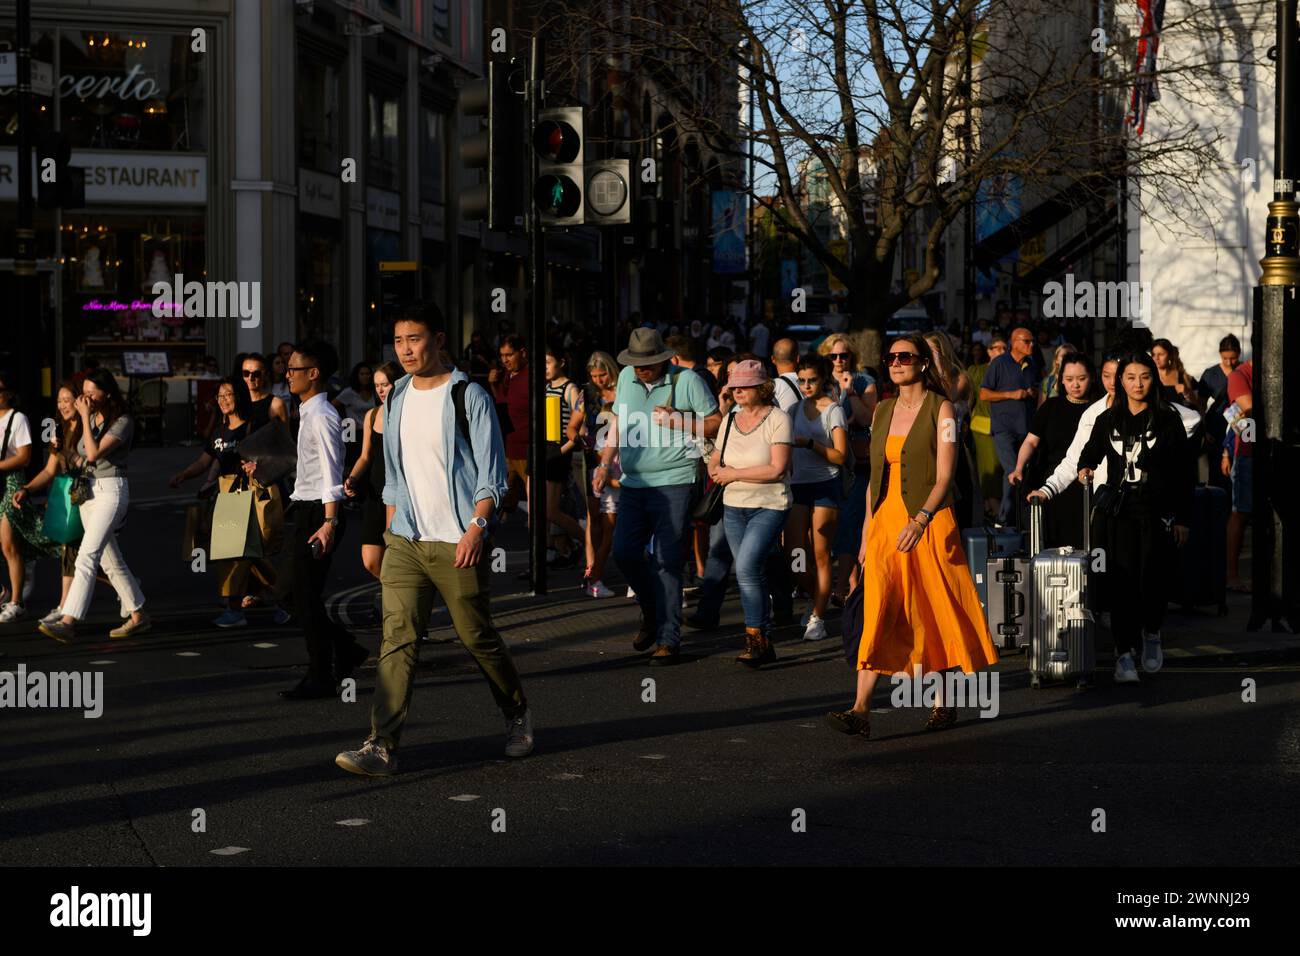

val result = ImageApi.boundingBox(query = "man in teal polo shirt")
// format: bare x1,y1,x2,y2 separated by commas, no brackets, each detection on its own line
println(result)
593,328,721,663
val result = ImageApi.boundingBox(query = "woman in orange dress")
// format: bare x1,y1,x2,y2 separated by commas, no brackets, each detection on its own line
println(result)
826,334,998,738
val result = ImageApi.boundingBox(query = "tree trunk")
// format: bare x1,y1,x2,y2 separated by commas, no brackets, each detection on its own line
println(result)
846,259,895,369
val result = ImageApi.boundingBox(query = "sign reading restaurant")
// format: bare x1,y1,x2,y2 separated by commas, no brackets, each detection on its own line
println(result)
0,149,207,204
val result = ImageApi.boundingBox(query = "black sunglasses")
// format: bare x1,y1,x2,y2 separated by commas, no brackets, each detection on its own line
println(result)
884,352,920,366
829,352,851,360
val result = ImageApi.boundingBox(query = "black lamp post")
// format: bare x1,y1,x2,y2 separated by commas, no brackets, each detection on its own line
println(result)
1250,0,1300,632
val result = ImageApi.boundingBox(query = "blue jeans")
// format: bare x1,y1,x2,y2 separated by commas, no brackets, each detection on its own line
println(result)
613,483,694,648
992,428,1025,525
723,505,789,635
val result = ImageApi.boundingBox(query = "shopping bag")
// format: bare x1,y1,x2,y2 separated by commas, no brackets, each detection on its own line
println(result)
209,479,262,560
252,481,284,555
41,474,85,544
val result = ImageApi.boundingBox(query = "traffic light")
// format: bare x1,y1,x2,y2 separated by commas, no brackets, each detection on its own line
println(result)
459,60,524,231
36,131,85,210
533,107,583,226
584,159,631,225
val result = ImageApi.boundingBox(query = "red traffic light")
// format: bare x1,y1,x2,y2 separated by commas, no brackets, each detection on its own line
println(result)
533,120,580,163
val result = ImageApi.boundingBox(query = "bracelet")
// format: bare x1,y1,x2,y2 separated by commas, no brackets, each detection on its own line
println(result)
594,463,608,471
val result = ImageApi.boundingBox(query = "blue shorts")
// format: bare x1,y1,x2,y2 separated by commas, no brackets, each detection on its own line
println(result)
1231,455,1253,514
792,477,843,510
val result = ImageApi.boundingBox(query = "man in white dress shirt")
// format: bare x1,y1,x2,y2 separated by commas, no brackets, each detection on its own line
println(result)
258,340,366,699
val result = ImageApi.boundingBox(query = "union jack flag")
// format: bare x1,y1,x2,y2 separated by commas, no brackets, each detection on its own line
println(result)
1126,0,1166,136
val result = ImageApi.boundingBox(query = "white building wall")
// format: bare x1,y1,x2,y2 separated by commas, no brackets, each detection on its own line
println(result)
1135,0,1273,373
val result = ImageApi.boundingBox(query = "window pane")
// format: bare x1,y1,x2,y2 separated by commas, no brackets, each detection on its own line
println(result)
58,29,207,152
297,58,339,172
421,108,445,202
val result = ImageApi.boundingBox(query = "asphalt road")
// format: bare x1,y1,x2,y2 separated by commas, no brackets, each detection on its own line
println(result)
1,496,1298,866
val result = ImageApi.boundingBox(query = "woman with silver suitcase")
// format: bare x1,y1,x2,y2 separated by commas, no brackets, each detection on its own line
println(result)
1077,352,1192,683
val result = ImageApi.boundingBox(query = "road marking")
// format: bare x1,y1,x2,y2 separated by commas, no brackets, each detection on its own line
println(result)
797,723,817,728
210,846,250,856
728,738,747,743
176,651,201,657
551,773,583,780
89,660,116,665
336,818,371,827
640,754,667,760
253,642,278,649
449,794,481,802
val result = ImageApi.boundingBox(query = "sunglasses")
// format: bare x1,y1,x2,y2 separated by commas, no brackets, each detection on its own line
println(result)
797,377,820,386
242,369,264,378
884,352,921,366
829,352,851,361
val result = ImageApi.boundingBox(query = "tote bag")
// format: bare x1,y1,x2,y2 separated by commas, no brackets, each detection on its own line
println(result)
41,474,84,544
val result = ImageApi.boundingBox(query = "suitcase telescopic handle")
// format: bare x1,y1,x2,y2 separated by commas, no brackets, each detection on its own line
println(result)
1028,496,1044,557
1082,474,1093,554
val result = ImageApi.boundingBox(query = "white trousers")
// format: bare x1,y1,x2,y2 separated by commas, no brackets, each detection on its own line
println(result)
63,477,145,621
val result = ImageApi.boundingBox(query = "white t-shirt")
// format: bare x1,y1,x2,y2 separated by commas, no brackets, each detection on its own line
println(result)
791,399,847,484
400,382,465,544
0,409,33,457
774,372,802,413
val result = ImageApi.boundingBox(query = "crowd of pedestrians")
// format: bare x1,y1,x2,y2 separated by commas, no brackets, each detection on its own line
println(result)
0,300,1255,772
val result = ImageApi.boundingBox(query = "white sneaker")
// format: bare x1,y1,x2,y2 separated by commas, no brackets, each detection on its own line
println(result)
39,606,64,626
335,737,397,776
588,580,615,598
626,586,636,599
803,615,827,642
1141,631,1163,673
0,602,25,623
1114,652,1140,684
505,709,534,758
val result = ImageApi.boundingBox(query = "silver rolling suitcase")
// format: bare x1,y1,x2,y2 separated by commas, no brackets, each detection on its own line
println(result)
1027,478,1096,689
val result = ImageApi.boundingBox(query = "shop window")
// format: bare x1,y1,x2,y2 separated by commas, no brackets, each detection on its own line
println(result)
61,212,208,372
59,30,207,152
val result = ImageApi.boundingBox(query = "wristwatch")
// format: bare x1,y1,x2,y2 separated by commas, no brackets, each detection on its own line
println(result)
324,516,340,528
470,515,489,530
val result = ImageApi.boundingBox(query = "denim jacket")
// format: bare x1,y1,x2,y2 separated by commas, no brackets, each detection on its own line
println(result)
381,369,509,539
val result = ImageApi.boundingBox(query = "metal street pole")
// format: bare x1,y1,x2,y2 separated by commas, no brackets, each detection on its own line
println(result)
1250,0,1300,632
963,14,975,334
528,35,548,595
15,0,40,412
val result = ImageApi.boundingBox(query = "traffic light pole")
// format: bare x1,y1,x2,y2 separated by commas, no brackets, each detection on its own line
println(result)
528,35,549,596
14,0,40,411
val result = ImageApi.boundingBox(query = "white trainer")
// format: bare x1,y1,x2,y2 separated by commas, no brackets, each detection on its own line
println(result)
1141,631,1163,673
1114,652,1140,684
335,737,397,776
588,580,615,598
803,615,828,642
0,602,25,623
39,606,64,626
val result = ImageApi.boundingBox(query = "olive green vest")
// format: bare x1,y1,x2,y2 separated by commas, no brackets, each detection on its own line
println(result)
868,390,955,517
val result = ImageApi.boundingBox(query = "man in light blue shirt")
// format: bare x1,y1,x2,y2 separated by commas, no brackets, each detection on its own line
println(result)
593,328,721,663
335,303,531,777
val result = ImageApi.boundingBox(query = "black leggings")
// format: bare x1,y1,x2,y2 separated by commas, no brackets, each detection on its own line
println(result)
1095,499,1175,656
